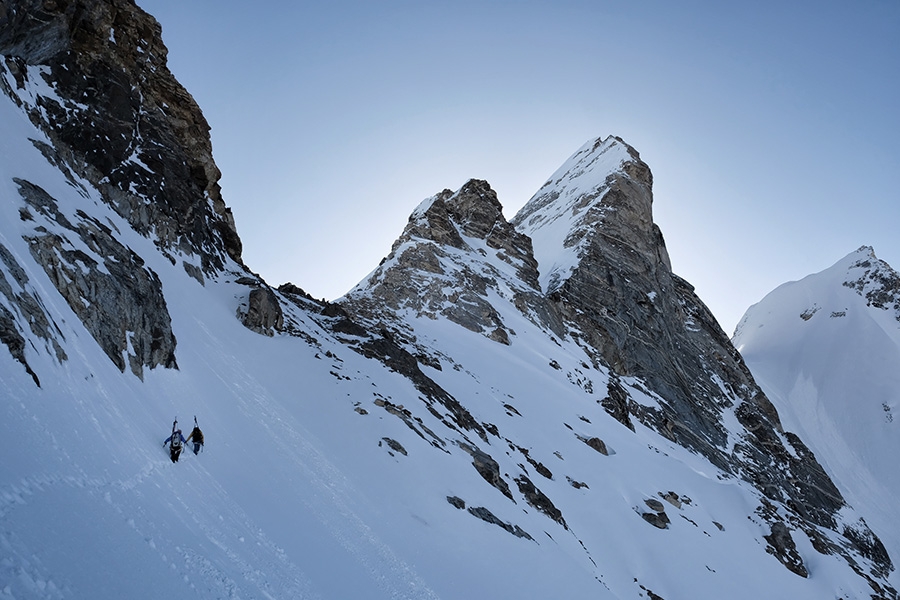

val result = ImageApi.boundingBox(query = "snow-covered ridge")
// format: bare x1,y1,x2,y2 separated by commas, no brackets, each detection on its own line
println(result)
734,245,900,589
735,246,900,352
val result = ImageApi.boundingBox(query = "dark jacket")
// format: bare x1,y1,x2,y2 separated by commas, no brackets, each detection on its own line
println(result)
186,427,204,445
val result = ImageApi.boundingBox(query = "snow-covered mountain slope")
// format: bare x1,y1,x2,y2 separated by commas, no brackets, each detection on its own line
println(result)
342,138,895,597
0,1,896,598
734,246,900,583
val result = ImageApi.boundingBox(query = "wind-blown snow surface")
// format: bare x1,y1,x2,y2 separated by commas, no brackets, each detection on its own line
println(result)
0,68,891,598
734,246,900,588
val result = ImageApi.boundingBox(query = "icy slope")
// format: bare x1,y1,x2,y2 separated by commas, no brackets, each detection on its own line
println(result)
734,246,900,580
0,75,438,597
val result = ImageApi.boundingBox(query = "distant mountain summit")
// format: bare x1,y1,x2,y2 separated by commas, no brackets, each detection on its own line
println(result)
735,246,900,575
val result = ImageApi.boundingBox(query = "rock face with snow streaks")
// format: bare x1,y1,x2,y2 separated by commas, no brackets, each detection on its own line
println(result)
516,138,779,459
514,136,891,585
0,0,254,378
0,0,241,269
17,177,177,378
342,178,560,347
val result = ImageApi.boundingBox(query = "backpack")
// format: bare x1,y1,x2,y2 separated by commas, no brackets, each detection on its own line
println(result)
171,430,182,449
192,427,204,444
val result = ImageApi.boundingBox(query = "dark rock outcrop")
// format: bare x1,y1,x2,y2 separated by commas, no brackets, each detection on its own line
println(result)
466,506,533,541
16,178,176,378
241,286,284,337
515,475,566,528
0,0,242,272
601,375,634,431
0,303,39,386
463,444,513,500
764,521,808,578
0,241,67,386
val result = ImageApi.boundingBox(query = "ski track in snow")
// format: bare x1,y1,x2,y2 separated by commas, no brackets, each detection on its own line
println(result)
221,360,442,600
0,461,315,599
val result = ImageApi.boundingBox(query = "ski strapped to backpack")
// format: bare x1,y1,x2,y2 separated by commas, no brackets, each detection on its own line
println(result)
170,418,181,448
191,416,204,449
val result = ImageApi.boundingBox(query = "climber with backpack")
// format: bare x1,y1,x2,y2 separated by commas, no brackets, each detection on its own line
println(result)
186,416,204,455
163,418,187,463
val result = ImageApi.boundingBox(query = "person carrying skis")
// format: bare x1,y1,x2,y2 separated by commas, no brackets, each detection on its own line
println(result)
163,427,187,463
186,417,204,455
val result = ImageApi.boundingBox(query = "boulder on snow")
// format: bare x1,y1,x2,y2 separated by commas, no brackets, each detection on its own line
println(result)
582,436,609,456
764,521,808,578
241,287,284,336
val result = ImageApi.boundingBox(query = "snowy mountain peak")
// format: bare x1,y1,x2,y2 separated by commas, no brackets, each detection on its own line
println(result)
399,179,533,275
734,245,900,352
840,245,900,318
734,247,900,586
512,135,664,293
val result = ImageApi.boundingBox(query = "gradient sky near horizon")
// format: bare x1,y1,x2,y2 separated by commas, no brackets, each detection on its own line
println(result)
136,0,899,335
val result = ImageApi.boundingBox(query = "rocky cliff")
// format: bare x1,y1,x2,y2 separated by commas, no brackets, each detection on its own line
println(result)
343,179,559,348
515,137,854,536
0,0,241,267
0,0,251,379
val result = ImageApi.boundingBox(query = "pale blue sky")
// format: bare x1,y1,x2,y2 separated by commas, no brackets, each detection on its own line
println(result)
137,0,899,335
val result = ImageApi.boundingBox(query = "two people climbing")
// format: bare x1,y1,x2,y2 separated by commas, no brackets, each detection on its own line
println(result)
163,417,204,463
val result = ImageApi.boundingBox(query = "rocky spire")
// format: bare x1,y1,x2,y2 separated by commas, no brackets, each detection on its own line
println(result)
513,135,892,581
342,179,554,347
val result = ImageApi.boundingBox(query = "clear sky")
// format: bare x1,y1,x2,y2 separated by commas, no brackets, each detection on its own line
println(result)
135,0,899,336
